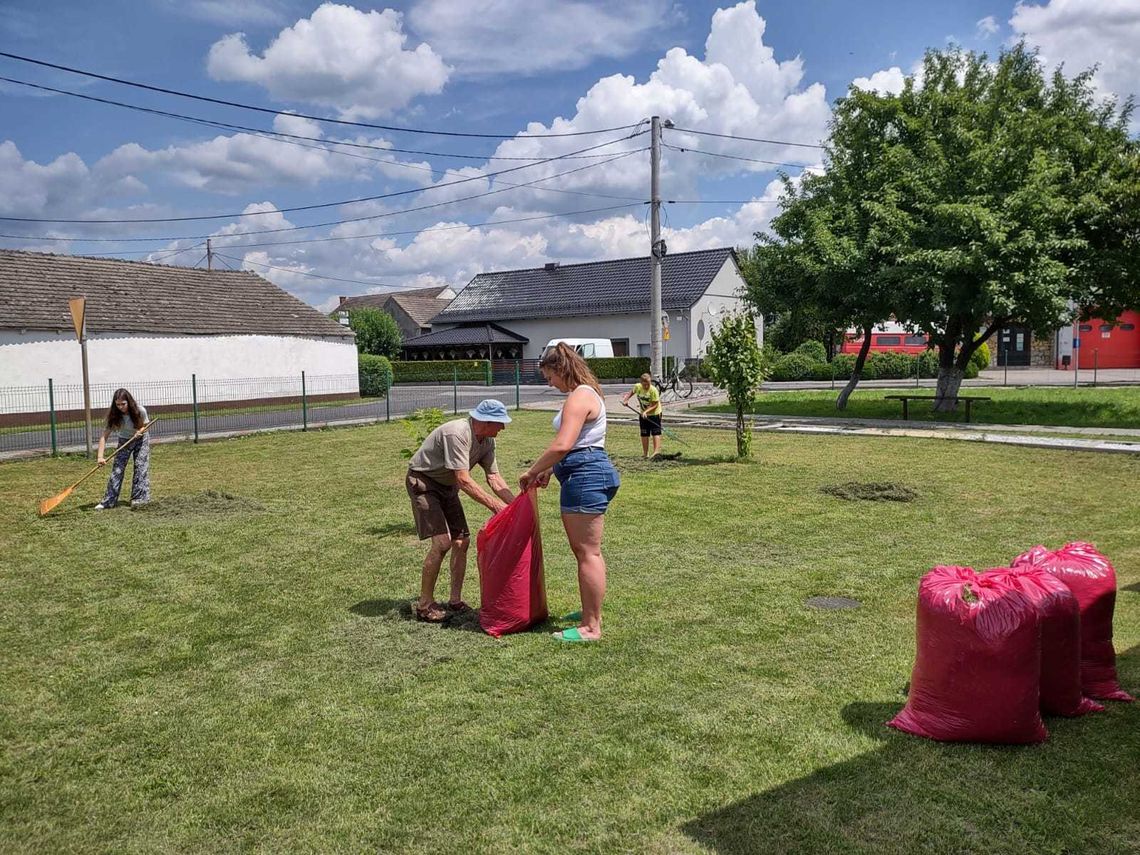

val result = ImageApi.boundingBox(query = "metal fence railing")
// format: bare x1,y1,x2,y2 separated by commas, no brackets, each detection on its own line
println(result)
0,371,545,458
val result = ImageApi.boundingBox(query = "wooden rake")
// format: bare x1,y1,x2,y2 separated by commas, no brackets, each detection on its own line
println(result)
38,418,158,516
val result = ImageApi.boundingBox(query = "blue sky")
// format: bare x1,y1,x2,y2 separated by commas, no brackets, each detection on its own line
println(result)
2,0,1137,310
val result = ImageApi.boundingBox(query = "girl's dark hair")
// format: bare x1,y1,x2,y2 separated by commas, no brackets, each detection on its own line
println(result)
106,388,143,431
538,342,603,395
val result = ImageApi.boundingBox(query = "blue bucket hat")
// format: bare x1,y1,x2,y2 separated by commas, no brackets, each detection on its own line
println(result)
469,399,512,424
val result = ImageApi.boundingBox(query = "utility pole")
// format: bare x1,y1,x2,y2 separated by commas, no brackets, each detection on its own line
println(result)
649,115,663,380
206,238,213,271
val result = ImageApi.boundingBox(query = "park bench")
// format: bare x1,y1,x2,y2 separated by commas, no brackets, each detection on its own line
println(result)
884,394,992,423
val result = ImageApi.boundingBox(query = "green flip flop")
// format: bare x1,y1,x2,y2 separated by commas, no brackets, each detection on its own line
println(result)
552,627,596,643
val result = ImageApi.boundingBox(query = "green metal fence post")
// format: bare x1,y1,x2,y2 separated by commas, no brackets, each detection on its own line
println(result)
385,374,391,422
514,360,520,410
192,373,199,443
301,371,308,431
453,365,458,414
48,378,57,456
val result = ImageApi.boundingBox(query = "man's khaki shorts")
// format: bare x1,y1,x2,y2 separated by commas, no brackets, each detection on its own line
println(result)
406,471,469,540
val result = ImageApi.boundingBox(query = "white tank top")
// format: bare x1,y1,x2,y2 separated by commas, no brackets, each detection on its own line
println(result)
552,386,607,449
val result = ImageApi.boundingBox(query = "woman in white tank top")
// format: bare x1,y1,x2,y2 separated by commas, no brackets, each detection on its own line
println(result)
520,343,620,642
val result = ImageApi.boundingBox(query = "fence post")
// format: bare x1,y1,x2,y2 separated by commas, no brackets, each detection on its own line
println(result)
1093,350,1098,387
385,374,391,422
486,359,492,386
453,365,458,415
301,371,308,431
515,360,521,410
192,373,199,444
915,356,920,388
48,378,57,456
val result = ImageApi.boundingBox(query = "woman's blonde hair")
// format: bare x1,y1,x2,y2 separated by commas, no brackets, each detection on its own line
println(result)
539,342,602,395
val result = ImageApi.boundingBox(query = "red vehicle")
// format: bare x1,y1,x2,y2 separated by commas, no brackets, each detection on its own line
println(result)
840,326,929,355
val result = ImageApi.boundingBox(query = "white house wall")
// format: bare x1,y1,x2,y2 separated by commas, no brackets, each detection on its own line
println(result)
0,331,358,413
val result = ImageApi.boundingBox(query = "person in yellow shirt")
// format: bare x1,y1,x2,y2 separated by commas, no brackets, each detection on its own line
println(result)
621,373,662,458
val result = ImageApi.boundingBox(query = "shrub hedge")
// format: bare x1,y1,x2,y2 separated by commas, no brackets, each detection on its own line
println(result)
391,360,491,384
586,357,651,381
358,354,393,397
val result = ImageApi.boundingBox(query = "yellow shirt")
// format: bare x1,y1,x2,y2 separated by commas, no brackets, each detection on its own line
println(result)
631,383,661,417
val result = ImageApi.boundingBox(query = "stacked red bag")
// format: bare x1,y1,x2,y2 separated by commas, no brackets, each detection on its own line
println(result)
984,566,1103,717
888,566,1048,744
1011,542,1134,703
476,490,548,637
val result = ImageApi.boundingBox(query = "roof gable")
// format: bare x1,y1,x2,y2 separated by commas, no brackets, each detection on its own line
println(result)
434,248,738,323
0,250,353,338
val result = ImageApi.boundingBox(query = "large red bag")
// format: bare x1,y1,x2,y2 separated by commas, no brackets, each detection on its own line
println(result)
984,566,1103,717
477,490,548,637
1012,542,1134,702
888,566,1048,744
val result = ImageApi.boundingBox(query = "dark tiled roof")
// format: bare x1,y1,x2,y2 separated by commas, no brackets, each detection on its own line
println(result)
433,248,738,323
403,323,528,348
0,249,353,337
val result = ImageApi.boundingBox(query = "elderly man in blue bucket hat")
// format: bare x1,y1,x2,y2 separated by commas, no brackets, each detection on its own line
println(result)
406,399,516,622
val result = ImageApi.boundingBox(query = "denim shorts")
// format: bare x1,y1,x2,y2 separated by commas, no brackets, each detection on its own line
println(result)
553,447,620,514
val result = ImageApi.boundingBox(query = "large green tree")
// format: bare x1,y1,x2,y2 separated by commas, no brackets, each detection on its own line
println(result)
347,308,403,358
751,44,1140,410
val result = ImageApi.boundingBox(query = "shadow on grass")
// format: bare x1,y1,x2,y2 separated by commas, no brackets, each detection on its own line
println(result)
348,598,484,633
365,521,417,538
1122,582,1140,594
682,645,1140,854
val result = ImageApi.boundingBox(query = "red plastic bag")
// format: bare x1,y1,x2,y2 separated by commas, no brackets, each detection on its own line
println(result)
888,566,1048,744
984,566,1103,717
1012,542,1134,702
477,490,548,637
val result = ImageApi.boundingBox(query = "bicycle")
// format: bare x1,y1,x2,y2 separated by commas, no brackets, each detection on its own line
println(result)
654,362,693,400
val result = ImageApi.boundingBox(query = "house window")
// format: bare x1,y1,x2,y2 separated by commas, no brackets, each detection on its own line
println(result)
612,338,630,357
1079,324,1093,332
637,343,650,357
904,335,927,346
1099,324,1113,333
875,335,902,346
1121,323,1135,331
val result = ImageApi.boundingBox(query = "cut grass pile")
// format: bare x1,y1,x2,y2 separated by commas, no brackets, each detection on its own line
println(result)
701,385,1140,429
1,413,1138,853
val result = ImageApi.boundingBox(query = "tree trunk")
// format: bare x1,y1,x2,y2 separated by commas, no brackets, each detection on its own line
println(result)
836,328,874,411
934,366,964,411
736,405,746,457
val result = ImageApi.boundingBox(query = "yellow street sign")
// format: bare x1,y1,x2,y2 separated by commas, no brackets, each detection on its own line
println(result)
68,297,86,340
663,328,670,341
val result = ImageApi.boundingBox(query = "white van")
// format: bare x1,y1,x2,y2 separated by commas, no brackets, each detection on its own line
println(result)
541,338,615,359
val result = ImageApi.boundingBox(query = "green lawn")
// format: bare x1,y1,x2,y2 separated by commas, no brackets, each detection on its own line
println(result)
701,385,1140,429
1,414,1138,853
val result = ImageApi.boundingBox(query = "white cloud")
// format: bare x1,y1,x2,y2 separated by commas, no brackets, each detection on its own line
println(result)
408,0,675,76
206,3,451,119
1012,0,1140,113
850,66,906,95
976,15,1000,38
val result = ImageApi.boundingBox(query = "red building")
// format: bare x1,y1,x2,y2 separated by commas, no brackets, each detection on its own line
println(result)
1075,310,1140,369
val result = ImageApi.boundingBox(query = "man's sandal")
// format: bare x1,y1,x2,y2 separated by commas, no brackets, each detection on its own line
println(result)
413,601,447,623
552,627,597,643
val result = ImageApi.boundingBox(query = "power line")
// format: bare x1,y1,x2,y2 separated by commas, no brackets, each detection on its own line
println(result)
668,125,825,149
0,51,643,140
663,143,822,170
0,130,646,224
0,149,645,244
0,76,628,163
214,252,392,288
0,203,643,248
